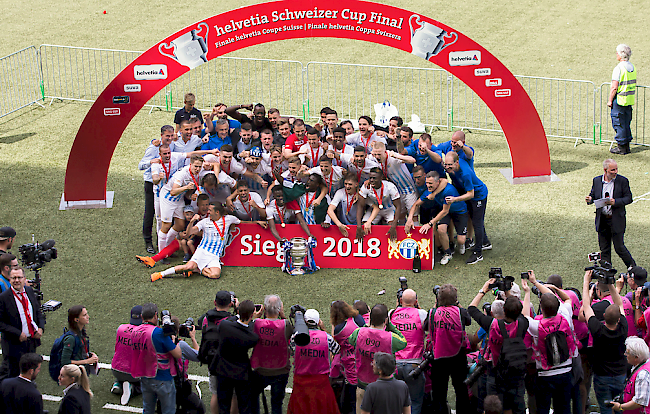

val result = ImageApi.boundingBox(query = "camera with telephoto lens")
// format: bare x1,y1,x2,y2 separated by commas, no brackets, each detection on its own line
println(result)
289,305,309,346
408,350,435,379
396,277,408,301
604,395,622,407
160,310,176,336
488,268,514,292
464,355,489,386
19,239,58,271
585,252,617,285
178,317,195,338
482,302,492,316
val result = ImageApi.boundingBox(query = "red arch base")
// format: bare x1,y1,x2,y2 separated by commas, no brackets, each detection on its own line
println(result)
63,0,551,204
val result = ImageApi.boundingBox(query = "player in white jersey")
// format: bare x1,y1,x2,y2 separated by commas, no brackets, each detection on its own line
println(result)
172,119,205,168
226,180,267,222
296,174,332,226
304,155,346,198
152,203,240,281
239,146,272,198
326,127,355,167
265,186,313,243
356,168,402,242
157,155,206,254
299,128,329,168
345,116,386,153
370,141,418,216
198,154,236,203
328,173,360,236
339,146,380,186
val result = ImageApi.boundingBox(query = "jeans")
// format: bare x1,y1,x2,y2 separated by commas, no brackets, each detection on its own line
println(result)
486,373,526,414
610,100,633,145
430,352,470,414
593,374,626,414
216,374,254,414
141,377,176,414
395,361,426,414
537,372,573,414
251,373,289,414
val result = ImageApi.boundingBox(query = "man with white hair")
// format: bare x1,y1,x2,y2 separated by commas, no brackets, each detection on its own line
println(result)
608,44,636,155
586,158,635,268
613,337,650,411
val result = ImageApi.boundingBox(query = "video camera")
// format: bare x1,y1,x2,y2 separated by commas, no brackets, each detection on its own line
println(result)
488,268,514,292
289,305,309,346
160,310,176,336
396,277,408,302
18,237,61,315
585,252,617,285
19,239,57,271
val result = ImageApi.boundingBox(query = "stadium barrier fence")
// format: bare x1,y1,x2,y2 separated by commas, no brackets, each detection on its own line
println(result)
0,46,44,118
3,44,650,147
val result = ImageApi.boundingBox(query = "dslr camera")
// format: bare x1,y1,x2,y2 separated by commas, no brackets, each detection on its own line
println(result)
488,268,514,292
178,317,196,338
289,305,309,346
585,252,617,285
160,310,176,336
396,277,408,301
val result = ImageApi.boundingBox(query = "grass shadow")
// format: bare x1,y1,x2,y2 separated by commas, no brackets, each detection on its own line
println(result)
0,132,37,144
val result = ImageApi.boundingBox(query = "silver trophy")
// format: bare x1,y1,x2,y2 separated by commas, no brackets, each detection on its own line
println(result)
159,22,209,70
409,14,458,61
289,237,308,275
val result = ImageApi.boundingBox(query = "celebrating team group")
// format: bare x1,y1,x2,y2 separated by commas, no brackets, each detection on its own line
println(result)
136,94,492,279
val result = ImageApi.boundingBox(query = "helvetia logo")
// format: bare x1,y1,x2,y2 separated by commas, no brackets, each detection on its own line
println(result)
134,64,168,80
448,51,481,66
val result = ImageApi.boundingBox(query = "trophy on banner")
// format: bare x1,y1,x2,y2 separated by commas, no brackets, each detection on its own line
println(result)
158,22,209,69
409,14,458,60
283,237,319,275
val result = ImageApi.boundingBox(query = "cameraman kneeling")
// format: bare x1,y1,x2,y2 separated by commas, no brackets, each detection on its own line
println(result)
169,316,205,414
469,278,529,414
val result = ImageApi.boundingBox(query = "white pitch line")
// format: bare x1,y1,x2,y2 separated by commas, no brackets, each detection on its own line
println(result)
102,404,143,413
632,191,650,204
43,394,62,402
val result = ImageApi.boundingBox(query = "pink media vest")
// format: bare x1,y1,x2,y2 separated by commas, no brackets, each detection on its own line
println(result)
487,319,520,366
565,290,589,341
355,328,392,384
534,314,576,370
333,317,360,384
111,324,136,374
623,360,650,414
294,330,330,376
250,319,289,370
391,307,424,360
130,324,159,378
430,306,467,359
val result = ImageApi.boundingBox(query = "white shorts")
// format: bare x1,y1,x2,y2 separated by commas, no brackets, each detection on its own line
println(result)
400,191,418,213
363,207,396,224
160,197,185,223
190,248,222,272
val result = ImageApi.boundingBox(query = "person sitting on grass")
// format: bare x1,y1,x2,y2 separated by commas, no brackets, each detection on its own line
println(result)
151,202,239,281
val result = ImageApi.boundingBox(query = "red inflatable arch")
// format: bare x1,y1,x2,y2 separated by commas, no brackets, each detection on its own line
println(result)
63,0,551,205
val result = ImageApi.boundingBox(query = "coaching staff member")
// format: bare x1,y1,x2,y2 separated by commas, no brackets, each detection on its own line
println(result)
0,267,44,381
586,158,635,269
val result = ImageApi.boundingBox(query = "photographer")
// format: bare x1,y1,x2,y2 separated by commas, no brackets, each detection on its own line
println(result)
198,291,237,414
428,284,472,414
522,272,577,414
111,306,143,406
612,337,650,412
287,309,341,414
389,289,428,414
213,300,262,414
469,278,528,414
582,270,628,414
349,304,407,413
169,316,205,414
130,303,182,414
250,295,294,414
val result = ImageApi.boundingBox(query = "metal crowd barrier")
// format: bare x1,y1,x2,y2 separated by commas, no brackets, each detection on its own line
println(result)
3,44,650,147
0,46,43,118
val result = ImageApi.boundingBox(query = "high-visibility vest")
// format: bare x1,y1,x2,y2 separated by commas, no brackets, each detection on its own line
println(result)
617,62,637,106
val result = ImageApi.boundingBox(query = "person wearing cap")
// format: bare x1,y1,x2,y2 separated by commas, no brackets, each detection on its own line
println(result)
198,291,238,414
287,309,341,414
623,267,649,329
0,226,16,254
111,305,143,405
360,352,411,414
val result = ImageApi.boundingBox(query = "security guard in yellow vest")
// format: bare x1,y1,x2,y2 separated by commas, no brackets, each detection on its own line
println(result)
608,44,636,155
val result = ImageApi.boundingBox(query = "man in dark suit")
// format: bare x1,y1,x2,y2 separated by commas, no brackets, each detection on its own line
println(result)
1,353,44,414
586,158,636,268
0,267,45,381
213,300,261,414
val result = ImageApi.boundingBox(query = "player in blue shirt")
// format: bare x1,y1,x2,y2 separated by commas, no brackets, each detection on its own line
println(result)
406,133,446,177
436,130,475,170
444,152,491,265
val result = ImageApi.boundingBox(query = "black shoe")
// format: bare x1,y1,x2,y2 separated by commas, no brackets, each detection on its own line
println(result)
466,252,484,265
183,253,191,262
161,258,171,265
145,242,156,255
481,243,493,250
610,144,630,155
